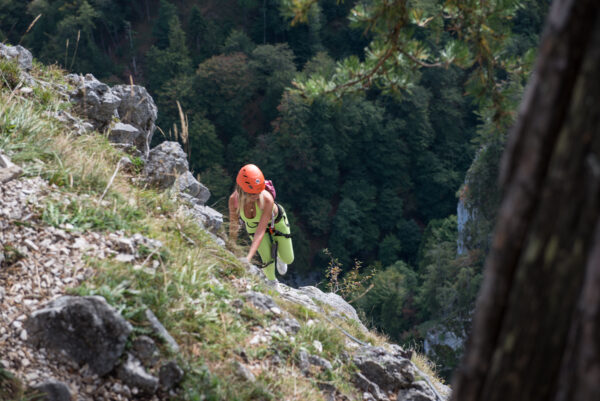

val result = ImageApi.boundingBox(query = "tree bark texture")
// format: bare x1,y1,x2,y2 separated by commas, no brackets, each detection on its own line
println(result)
450,1,600,400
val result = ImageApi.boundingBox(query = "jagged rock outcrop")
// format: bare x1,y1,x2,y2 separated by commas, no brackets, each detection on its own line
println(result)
0,43,33,71
143,141,189,189
52,109,95,136
64,72,224,238
108,122,145,153
398,381,438,401
233,361,256,383
276,284,368,332
352,346,414,401
111,84,157,154
66,74,157,156
177,171,211,205
243,291,282,315
25,296,133,376
67,74,120,130
185,204,224,235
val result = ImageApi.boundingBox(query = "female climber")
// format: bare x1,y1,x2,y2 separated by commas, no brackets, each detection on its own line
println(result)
228,164,294,281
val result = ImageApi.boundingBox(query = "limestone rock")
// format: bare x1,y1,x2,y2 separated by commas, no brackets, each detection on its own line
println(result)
116,353,159,395
25,296,132,376
67,74,119,129
145,309,180,353
111,85,157,139
308,354,333,371
276,284,368,332
242,291,280,314
0,43,33,70
30,380,72,401
397,381,438,401
177,171,211,205
131,335,159,368
159,361,185,391
353,372,389,401
299,286,362,322
233,361,255,383
280,317,301,335
108,122,144,149
185,203,223,233
353,346,414,395
143,141,189,189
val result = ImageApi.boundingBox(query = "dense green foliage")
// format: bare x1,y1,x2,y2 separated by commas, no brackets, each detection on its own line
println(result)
1,0,549,379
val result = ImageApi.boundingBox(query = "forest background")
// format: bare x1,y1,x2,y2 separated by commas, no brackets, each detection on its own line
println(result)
0,0,549,380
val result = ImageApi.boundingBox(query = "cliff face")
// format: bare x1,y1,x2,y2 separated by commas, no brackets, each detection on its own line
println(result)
0,45,448,401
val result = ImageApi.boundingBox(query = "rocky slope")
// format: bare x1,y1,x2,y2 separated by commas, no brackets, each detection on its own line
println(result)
1,44,449,401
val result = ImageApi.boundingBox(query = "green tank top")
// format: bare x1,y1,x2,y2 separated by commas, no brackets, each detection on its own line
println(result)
240,202,262,233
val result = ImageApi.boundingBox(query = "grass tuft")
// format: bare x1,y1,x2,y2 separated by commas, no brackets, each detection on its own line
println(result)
0,59,21,90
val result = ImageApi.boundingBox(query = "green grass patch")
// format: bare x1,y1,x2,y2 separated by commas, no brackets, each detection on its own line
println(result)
277,299,319,323
41,197,144,232
297,321,346,358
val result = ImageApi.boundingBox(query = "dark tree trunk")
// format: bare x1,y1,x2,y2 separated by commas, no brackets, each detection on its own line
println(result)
450,1,600,401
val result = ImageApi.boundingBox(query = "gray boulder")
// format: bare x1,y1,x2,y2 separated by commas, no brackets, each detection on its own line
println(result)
233,361,255,383
52,110,94,135
145,309,180,353
298,286,362,322
111,84,157,157
159,361,185,390
242,291,280,314
316,382,339,401
277,284,368,332
108,122,145,149
111,84,157,136
0,43,33,70
186,204,223,233
25,296,132,376
30,380,72,401
353,372,390,401
308,354,333,371
131,335,159,368
0,151,23,184
117,353,159,395
297,350,310,375
397,381,437,401
177,171,211,205
143,141,189,189
353,346,414,395
67,74,120,129
280,317,301,335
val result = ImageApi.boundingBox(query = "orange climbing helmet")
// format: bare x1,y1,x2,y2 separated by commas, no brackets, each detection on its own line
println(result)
236,164,265,194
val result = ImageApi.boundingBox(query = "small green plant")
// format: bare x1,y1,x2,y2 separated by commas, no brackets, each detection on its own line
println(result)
323,249,375,301
32,86,54,106
129,156,145,173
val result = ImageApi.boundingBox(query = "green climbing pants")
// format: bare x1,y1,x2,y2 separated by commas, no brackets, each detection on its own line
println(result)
250,206,294,280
